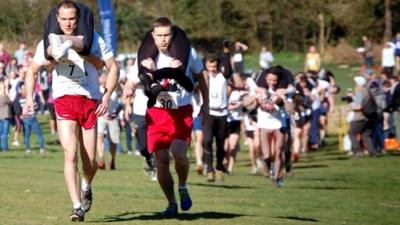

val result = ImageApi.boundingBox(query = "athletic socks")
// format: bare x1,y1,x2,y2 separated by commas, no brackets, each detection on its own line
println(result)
81,179,90,192
73,202,82,210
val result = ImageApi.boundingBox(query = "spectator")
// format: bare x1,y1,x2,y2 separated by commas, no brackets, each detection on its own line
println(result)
231,41,248,74
362,36,374,69
14,42,27,66
393,33,400,74
348,76,376,157
304,45,321,73
0,80,12,151
381,42,396,76
259,46,274,71
0,43,11,67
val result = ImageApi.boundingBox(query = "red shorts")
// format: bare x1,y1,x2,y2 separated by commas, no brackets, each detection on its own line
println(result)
54,95,98,130
146,105,193,153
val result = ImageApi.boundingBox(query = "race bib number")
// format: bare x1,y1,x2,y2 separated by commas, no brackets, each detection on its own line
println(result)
155,91,179,109
56,62,87,85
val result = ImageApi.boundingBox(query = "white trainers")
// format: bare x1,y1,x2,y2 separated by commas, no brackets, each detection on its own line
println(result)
52,39,73,61
39,149,46,154
49,33,62,46
25,149,32,154
12,140,20,146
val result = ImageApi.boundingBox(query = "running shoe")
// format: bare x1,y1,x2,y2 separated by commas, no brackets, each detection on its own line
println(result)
51,39,73,61
269,163,275,178
143,157,156,175
97,159,105,170
25,149,32,154
69,208,85,222
110,159,116,170
216,170,225,181
161,202,178,217
195,164,204,175
81,187,92,213
272,177,284,188
178,187,192,211
206,172,215,182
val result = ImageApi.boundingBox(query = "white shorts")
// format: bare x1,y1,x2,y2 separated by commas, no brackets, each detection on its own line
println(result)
97,117,120,144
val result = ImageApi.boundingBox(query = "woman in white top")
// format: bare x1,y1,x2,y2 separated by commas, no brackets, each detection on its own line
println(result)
256,66,293,187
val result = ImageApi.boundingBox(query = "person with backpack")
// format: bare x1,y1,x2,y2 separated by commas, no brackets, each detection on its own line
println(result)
348,76,376,157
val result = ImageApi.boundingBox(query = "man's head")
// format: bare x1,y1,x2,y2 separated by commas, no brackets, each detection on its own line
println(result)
205,55,219,75
151,17,173,53
19,43,26,50
309,45,316,53
354,76,367,87
56,0,79,35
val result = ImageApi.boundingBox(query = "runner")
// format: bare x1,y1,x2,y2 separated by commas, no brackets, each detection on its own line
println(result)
24,0,119,221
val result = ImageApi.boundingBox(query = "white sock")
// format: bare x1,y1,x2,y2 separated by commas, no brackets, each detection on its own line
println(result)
73,202,82,209
178,184,187,190
196,159,203,166
81,179,90,192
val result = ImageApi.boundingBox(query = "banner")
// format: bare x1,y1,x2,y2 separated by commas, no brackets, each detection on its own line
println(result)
98,0,117,55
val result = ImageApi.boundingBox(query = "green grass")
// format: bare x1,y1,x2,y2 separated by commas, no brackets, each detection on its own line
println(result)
0,116,400,225
1,55,398,224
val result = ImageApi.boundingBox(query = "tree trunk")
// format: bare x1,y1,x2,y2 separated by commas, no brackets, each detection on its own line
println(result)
384,0,392,42
318,13,325,55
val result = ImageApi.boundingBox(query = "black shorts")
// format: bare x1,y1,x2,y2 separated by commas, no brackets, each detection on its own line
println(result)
245,130,254,139
228,120,241,135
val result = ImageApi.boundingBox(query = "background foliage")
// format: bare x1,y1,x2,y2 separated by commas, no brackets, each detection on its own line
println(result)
1,0,400,53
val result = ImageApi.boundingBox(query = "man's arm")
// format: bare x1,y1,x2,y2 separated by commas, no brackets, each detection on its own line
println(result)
24,62,42,115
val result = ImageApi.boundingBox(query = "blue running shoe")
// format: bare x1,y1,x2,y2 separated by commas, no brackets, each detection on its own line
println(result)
161,202,178,217
178,187,192,211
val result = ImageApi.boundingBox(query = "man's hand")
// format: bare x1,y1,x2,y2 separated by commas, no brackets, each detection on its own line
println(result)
141,58,156,71
170,59,182,68
95,95,110,117
123,83,134,100
23,99,35,117
125,104,132,121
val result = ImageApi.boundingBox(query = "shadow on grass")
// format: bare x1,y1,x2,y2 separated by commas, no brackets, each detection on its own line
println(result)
91,211,245,223
274,216,318,222
290,185,352,190
188,182,255,189
293,164,329,169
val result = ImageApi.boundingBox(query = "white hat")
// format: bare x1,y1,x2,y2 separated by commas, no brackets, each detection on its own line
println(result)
354,76,366,86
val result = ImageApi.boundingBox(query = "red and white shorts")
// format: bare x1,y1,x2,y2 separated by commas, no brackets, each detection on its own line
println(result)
54,95,98,130
146,105,193,153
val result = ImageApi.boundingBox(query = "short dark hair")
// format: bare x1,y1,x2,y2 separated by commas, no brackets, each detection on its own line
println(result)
152,17,172,29
204,54,219,64
57,0,79,17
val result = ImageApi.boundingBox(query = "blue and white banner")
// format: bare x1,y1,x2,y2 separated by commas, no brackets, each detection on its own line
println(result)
98,0,117,55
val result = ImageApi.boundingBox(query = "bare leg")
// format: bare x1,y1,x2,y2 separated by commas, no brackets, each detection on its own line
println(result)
154,149,176,204
58,120,80,205
96,133,105,164
79,127,98,184
227,133,240,173
247,136,257,173
301,122,311,153
194,130,203,163
171,139,189,186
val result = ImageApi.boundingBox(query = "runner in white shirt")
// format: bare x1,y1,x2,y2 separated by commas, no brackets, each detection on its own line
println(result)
23,1,119,221
124,17,203,217
201,54,230,182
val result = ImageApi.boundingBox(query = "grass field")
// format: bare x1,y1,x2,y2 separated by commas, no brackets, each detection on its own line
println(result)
1,130,400,225
1,54,399,225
